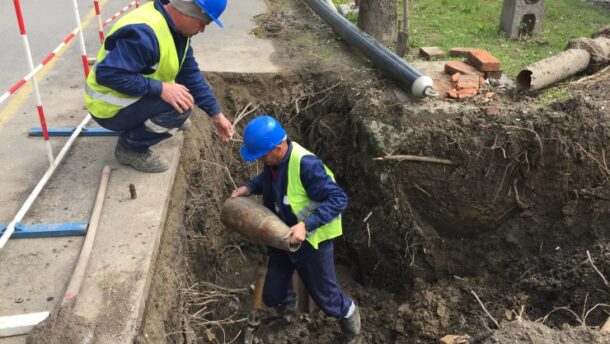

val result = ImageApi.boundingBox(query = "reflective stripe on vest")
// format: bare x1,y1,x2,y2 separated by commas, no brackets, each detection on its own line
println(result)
85,2,189,119
85,84,140,108
287,142,342,249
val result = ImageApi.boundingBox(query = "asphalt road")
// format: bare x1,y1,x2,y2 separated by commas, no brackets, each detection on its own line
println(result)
0,0,147,98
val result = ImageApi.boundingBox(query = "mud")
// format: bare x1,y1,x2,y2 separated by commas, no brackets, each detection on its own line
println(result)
137,1,610,343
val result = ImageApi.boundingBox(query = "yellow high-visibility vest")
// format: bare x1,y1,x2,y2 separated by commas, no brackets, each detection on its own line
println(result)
85,2,188,119
287,142,343,249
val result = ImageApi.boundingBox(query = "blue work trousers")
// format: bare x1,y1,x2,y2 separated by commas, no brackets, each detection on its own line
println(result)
92,97,191,152
263,240,353,319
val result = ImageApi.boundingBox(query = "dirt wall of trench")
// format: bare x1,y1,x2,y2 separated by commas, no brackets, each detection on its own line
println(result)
139,69,610,343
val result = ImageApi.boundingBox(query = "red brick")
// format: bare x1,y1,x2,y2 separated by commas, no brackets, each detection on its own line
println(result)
449,47,478,58
457,74,480,90
479,76,486,88
450,72,461,83
457,88,478,99
467,49,501,72
419,46,446,60
447,88,458,99
444,61,482,76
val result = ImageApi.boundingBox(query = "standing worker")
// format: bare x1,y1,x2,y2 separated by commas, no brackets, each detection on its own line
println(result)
85,0,234,173
231,116,361,343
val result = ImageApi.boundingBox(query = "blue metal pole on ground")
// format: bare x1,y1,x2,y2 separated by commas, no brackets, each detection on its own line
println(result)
29,126,118,137
0,222,88,238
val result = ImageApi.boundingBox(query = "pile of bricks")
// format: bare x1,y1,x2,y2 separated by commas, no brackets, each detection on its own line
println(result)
445,48,502,100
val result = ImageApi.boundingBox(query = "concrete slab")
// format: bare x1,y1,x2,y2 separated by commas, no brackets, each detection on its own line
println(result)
192,0,289,73
69,136,182,343
0,0,281,342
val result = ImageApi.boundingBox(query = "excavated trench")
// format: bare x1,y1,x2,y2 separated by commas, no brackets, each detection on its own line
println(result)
138,69,610,344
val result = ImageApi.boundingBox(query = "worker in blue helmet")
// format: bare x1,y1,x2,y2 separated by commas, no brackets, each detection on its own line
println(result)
232,116,362,343
85,0,233,173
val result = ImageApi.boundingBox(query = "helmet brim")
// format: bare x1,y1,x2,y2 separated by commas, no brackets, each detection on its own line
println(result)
192,0,225,28
240,145,267,162
212,17,224,28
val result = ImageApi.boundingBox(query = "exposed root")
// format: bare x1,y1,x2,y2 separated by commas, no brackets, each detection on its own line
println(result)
537,303,610,328
289,79,343,120
180,281,249,343
575,143,610,185
512,178,528,209
201,160,237,190
373,154,456,165
586,250,610,290
501,125,545,167
471,290,501,329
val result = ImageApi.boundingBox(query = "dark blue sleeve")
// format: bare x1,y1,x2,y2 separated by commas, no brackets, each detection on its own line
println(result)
245,168,268,195
95,24,163,97
175,46,222,116
300,156,347,231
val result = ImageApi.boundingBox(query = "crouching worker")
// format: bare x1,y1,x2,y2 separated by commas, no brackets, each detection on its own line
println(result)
231,116,361,342
85,0,233,173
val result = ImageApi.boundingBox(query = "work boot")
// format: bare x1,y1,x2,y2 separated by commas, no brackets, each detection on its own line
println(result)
339,306,361,344
114,143,168,173
276,299,297,323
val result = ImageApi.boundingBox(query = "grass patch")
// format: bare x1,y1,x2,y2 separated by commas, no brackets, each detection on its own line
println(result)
536,84,570,108
333,0,610,77
402,0,610,76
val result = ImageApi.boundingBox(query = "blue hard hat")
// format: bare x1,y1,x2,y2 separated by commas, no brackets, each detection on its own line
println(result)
194,0,226,28
240,116,287,162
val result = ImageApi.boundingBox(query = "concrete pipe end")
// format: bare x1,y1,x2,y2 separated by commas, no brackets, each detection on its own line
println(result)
516,69,533,91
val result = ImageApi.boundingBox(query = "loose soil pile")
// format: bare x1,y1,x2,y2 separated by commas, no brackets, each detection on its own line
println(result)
137,1,610,343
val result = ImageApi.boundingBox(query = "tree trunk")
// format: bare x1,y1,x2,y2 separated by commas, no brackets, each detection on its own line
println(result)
358,0,397,46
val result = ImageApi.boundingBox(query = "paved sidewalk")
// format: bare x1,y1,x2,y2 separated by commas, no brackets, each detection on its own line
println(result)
0,0,283,342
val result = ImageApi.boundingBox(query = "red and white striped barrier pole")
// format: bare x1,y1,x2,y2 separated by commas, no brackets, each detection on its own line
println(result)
94,0,140,46
69,0,90,77
94,0,105,45
101,0,140,28
12,0,54,166
0,28,80,107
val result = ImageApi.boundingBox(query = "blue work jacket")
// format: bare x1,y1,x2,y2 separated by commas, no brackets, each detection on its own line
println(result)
94,0,221,116
246,141,348,232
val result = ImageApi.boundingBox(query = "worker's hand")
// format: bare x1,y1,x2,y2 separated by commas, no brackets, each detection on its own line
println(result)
161,82,194,113
231,186,251,198
284,222,307,245
211,113,234,142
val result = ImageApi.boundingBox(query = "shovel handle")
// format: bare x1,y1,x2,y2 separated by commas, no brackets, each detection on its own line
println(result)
252,259,267,310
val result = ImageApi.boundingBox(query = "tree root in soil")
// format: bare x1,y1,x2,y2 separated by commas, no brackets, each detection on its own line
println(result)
179,282,249,343
587,250,610,290
532,250,610,331
471,290,500,329
373,154,456,165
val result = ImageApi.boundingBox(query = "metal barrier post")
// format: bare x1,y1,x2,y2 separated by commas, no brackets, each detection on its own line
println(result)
12,0,54,166
69,0,90,77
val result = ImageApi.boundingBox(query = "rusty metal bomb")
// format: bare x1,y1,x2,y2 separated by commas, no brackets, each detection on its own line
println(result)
220,197,300,252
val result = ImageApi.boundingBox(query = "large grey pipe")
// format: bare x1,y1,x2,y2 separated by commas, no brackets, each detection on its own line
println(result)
302,0,436,98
